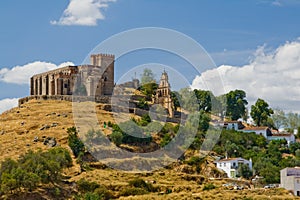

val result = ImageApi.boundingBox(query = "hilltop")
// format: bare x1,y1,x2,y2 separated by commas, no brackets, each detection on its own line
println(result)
0,99,297,199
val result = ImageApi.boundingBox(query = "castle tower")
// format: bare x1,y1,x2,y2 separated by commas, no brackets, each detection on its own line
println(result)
154,70,174,117
90,54,115,95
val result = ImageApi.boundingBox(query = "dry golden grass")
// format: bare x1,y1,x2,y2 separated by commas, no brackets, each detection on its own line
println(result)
0,99,299,199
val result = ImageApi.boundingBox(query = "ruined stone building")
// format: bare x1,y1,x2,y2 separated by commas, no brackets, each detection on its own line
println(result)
30,54,115,97
153,71,174,117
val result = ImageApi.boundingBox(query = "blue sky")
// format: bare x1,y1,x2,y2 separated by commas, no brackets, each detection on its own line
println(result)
1,0,300,113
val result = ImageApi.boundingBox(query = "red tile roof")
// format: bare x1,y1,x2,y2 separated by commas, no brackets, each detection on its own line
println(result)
242,126,269,131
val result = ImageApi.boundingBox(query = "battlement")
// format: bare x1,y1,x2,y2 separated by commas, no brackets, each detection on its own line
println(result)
91,53,115,58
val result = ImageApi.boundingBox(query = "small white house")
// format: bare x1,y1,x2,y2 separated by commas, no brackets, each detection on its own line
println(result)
215,157,252,178
240,126,272,138
223,121,244,131
280,167,300,196
268,133,295,146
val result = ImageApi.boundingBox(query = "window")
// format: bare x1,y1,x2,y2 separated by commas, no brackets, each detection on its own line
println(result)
233,162,236,167
224,163,226,167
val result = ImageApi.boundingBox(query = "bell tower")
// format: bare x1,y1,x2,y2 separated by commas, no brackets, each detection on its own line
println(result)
154,70,174,117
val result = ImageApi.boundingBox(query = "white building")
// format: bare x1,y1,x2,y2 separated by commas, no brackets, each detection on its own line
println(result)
215,157,252,178
280,167,300,196
223,121,244,130
268,133,295,146
240,127,272,138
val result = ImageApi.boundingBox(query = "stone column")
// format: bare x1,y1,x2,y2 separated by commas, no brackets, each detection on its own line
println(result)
37,77,40,95
35,78,38,95
30,77,34,95
39,77,43,95
49,75,54,95
57,78,63,95
54,77,58,95
42,75,47,95
45,75,49,95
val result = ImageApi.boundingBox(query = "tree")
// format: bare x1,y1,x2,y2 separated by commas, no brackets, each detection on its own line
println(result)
271,109,287,130
141,68,156,85
194,89,212,112
0,148,72,194
139,83,158,99
171,91,180,111
237,163,252,179
226,90,248,120
178,88,199,112
137,98,149,110
67,127,85,158
250,99,274,127
198,110,211,132
286,112,300,133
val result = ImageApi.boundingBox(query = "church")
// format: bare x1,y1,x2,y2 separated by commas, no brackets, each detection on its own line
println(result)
30,54,115,97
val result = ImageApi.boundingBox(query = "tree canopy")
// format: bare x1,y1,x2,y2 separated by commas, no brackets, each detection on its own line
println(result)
226,90,248,120
250,98,274,127
140,68,156,85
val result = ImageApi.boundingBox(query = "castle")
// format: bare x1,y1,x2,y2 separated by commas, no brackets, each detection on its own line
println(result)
28,53,175,118
30,54,115,97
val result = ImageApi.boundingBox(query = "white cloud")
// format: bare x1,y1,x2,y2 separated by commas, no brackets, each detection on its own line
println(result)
270,0,300,6
51,0,116,26
191,38,300,112
0,98,19,114
0,61,74,85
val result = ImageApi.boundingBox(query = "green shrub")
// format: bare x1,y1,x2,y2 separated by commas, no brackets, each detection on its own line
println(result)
0,148,72,194
203,183,216,191
67,127,85,158
83,192,101,200
186,156,205,166
77,178,100,193
120,187,148,196
128,178,157,192
107,121,113,127
109,131,123,146
94,186,113,200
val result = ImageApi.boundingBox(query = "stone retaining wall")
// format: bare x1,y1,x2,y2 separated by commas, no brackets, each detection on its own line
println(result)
18,95,111,106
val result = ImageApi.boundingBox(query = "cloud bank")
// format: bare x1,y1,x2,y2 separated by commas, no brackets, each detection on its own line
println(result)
192,38,300,112
51,0,116,26
0,61,74,85
0,98,18,114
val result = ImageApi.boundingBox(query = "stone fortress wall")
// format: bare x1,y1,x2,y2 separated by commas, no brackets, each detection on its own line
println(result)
30,54,115,97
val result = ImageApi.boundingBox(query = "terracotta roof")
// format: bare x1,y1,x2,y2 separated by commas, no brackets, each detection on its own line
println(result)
270,133,294,137
242,126,269,131
215,157,248,162
224,121,240,123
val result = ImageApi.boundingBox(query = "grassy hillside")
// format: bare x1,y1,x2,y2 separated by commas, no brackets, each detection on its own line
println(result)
0,100,298,199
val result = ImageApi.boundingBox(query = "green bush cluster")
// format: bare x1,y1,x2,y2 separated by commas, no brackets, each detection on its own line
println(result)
202,183,216,191
0,147,72,194
109,120,152,146
75,178,113,200
120,178,157,197
68,127,85,158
